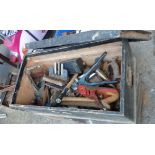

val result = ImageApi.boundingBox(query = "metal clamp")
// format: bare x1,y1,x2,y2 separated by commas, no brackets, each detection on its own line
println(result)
78,52,118,86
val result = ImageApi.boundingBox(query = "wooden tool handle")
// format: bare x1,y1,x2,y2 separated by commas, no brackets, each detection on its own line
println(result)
62,97,101,108
66,74,78,89
62,96,94,102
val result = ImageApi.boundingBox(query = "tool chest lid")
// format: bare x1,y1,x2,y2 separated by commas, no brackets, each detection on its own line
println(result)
26,30,151,50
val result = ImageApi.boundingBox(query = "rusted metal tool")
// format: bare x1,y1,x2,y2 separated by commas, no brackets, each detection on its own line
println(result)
0,85,15,93
42,76,65,87
26,68,45,105
107,58,120,80
95,69,115,88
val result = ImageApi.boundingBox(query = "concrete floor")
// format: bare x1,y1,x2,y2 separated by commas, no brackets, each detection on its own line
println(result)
0,31,155,123
130,31,155,123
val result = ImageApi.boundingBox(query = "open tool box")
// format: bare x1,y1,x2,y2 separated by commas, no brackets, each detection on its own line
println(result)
10,30,151,123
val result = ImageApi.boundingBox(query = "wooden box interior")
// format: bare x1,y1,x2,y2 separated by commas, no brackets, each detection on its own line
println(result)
15,42,122,108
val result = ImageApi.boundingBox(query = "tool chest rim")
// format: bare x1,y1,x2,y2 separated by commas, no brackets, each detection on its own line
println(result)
26,30,151,50
10,30,141,123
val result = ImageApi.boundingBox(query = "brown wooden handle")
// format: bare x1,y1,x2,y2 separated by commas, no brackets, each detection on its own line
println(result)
62,97,101,108
66,74,78,89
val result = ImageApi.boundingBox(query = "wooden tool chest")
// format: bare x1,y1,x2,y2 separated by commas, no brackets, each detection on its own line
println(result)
9,30,151,123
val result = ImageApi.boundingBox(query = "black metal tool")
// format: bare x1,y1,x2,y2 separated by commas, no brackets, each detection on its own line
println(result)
62,58,84,75
78,52,118,86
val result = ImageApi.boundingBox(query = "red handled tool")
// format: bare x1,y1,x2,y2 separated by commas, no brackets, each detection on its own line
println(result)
77,85,119,109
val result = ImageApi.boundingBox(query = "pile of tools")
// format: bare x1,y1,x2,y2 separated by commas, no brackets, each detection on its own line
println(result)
26,52,121,111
